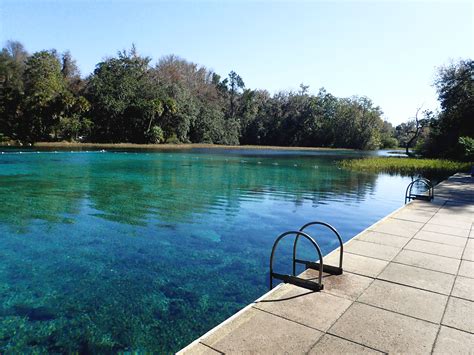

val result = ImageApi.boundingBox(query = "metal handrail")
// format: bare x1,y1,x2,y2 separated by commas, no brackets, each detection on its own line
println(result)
269,230,323,290
293,221,343,276
405,178,434,204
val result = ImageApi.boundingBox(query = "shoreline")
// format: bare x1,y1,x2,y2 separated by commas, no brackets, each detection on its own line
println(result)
1,142,355,152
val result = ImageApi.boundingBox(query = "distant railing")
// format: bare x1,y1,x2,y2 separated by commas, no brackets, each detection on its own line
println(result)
405,178,434,204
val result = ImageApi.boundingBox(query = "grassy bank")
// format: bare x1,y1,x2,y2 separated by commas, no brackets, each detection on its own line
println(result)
1,141,352,151
339,157,472,175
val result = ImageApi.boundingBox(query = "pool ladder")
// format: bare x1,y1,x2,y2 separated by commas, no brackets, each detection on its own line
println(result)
269,221,343,292
405,178,434,204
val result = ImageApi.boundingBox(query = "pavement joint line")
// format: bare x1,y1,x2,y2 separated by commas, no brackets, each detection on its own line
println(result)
198,342,225,354
309,332,387,355
369,277,452,298
344,250,397,262
360,228,415,238
250,305,327,333
411,234,470,245
391,216,435,223
413,235,468,247
402,246,463,261
449,293,474,303
424,227,469,238
389,259,460,277
438,323,474,336
352,235,412,248
425,220,472,229
354,299,444,326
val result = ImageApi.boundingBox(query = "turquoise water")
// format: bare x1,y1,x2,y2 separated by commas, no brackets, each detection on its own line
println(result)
0,148,432,352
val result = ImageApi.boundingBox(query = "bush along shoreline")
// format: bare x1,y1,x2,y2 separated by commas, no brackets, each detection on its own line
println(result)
339,157,472,175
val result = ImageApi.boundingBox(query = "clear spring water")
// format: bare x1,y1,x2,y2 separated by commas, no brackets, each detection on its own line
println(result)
0,148,437,352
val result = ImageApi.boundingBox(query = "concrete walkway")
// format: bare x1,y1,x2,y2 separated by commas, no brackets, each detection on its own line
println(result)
179,174,474,354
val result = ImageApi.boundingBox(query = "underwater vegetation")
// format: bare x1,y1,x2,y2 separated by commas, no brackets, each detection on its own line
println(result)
0,149,447,352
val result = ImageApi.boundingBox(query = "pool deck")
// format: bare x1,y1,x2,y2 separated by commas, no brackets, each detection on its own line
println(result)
178,173,474,354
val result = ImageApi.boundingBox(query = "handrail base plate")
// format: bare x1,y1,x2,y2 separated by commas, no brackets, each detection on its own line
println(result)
272,272,323,291
295,258,343,275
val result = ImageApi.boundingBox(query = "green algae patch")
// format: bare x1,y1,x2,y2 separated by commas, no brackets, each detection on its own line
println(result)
339,157,472,175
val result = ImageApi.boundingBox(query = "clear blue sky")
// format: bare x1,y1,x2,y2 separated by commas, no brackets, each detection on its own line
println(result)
1,0,472,124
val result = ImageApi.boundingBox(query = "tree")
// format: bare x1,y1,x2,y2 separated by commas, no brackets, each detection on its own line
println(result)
20,50,66,141
379,121,398,149
86,47,168,143
423,59,474,159
0,41,28,139
61,50,84,94
225,71,245,119
404,107,430,156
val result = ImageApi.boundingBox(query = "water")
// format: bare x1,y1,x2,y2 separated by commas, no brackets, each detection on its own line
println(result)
0,148,437,352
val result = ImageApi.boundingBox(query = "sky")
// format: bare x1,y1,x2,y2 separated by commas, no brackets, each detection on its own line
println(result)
1,0,472,125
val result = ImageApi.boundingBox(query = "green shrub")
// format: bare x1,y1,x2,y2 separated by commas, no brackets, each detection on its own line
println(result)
380,136,398,149
339,157,472,175
148,125,164,144
0,133,11,143
165,133,181,144
458,136,474,161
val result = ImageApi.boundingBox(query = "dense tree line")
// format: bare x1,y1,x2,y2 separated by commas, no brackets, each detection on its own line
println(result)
394,59,473,160
1,40,397,149
420,59,473,160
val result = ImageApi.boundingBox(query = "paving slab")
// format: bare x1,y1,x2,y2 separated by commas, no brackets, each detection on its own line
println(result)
300,269,373,300
458,260,474,278
442,297,474,333
393,249,460,274
201,307,323,354
254,284,352,332
451,276,474,301
355,230,410,248
433,326,474,355
357,279,448,323
414,230,467,247
444,201,474,212
378,262,455,295
405,239,464,259
369,218,423,238
422,223,470,238
308,334,383,354
324,252,388,278
405,200,444,211
329,302,439,354
426,217,472,230
436,210,473,223
391,209,436,223
344,240,401,261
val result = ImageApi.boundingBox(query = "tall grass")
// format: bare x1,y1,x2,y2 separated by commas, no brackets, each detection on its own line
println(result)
339,157,472,175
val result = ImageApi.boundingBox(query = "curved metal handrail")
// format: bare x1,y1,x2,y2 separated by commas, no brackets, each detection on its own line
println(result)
293,221,343,276
269,230,323,290
405,178,434,204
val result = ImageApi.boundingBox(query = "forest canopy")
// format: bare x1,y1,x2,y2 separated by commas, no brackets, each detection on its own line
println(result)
0,40,472,159
0,41,393,150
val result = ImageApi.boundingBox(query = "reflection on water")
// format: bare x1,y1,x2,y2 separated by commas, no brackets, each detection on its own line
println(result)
0,149,435,352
